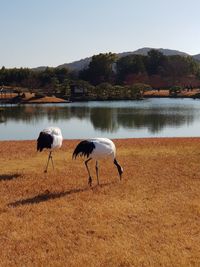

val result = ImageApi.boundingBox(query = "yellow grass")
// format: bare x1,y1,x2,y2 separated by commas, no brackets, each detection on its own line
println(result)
144,89,200,98
27,96,67,103
144,90,169,97
0,138,200,266
0,93,17,99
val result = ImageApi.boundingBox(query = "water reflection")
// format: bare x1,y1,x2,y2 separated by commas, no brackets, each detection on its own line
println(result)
90,108,119,132
117,109,194,133
0,99,200,140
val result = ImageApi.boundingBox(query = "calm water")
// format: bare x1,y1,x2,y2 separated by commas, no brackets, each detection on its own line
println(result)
1,98,200,140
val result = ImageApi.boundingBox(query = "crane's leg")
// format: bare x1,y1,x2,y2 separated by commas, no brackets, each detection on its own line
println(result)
44,151,53,173
85,158,92,186
50,153,54,170
95,161,100,185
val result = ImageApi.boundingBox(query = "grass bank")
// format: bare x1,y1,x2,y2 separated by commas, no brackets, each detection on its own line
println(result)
0,138,200,266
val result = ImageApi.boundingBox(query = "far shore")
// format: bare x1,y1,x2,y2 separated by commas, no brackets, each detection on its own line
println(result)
1,88,200,104
143,88,200,98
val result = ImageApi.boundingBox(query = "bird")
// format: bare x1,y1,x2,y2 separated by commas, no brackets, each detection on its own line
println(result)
72,138,123,186
37,126,63,172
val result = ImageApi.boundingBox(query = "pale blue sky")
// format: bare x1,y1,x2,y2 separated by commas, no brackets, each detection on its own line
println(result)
1,0,200,68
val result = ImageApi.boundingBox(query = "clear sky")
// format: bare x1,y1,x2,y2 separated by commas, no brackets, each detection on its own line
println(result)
1,0,200,68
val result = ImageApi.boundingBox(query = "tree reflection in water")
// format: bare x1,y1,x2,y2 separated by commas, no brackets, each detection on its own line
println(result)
116,108,194,134
90,107,119,132
0,99,199,138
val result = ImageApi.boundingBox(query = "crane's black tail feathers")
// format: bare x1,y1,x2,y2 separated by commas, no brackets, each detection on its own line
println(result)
37,132,53,152
72,140,95,159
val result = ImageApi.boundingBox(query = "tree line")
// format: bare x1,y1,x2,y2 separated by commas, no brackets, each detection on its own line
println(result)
80,50,200,87
1,49,200,100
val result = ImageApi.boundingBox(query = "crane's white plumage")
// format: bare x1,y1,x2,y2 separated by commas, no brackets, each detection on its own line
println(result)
37,126,63,172
88,138,116,160
42,127,63,149
73,138,123,186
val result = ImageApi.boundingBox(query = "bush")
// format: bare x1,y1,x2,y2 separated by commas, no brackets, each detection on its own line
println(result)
35,93,46,99
169,85,182,96
129,83,152,99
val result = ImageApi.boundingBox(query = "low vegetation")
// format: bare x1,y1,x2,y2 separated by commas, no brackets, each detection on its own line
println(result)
0,138,200,266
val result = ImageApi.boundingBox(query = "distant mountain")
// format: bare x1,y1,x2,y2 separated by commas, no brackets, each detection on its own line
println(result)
118,47,189,57
57,57,91,72
33,48,200,71
193,54,200,61
32,66,48,72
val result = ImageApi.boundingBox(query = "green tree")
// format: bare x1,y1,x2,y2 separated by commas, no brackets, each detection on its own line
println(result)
60,79,71,97
50,77,60,94
146,49,165,75
116,54,146,83
80,52,117,85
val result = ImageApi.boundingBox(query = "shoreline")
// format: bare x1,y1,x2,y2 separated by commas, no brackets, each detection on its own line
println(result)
1,89,200,104
0,96,199,105
1,136,200,142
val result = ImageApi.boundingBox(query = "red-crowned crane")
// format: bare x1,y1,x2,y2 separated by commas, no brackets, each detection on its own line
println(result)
37,127,63,172
72,138,123,186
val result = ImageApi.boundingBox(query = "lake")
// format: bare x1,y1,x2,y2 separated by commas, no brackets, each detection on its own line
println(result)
1,98,200,140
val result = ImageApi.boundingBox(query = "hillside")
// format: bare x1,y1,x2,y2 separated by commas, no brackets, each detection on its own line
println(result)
32,47,200,72
193,54,200,61
56,47,194,71
0,138,200,266
118,47,189,57
57,56,92,71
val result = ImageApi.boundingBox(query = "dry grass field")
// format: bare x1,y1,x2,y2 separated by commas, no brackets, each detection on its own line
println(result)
0,138,200,266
